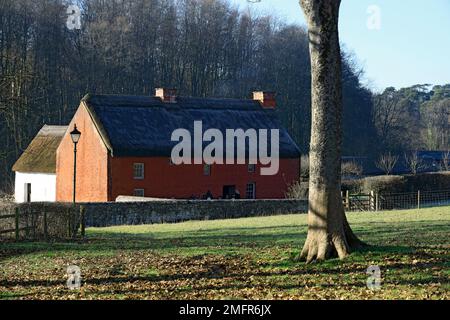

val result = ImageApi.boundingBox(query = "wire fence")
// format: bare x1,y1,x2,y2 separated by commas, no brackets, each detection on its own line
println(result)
342,189,450,212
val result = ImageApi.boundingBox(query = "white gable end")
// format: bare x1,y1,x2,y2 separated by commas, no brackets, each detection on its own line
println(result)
15,172,56,203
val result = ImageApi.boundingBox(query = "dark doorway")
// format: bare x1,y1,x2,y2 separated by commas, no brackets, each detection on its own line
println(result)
24,183,31,203
222,185,236,199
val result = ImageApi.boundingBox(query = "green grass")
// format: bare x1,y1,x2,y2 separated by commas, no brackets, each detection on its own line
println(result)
0,207,449,300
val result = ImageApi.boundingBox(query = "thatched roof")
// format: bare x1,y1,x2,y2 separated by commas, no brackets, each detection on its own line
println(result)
12,125,67,173
82,94,301,158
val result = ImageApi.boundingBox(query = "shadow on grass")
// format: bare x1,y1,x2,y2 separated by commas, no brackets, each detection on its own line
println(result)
1,255,447,292
0,229,307,262
1,220,448,268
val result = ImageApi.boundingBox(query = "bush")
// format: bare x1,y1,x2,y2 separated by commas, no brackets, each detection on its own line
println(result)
363,175,407,194
300,155,309,179
285,180,309,199
0,192,14,203
405,172,450,191
361,172,450,194
342,179,364,193
341,161,363,178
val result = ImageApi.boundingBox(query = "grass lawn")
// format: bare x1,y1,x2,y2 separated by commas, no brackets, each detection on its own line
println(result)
0,207,449,300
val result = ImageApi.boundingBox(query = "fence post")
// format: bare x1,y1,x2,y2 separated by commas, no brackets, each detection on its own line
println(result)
417,190,421,209
43,207,48,241
80,206,86,238
15,207,19,241
346,190,350,210
375,193,379,212
370,191,375,211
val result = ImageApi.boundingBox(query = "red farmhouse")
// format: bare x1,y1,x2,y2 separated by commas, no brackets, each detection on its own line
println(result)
56,89,300,202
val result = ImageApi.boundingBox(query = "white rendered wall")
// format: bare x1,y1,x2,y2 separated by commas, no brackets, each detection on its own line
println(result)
14,172,57,203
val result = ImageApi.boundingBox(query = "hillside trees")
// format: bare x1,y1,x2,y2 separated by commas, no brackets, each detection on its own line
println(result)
0,0,376,192
372,84,450,153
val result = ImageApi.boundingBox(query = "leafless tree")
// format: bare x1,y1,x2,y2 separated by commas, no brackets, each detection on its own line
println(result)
440,150,450,171
376,153,399,175
404,151,425,175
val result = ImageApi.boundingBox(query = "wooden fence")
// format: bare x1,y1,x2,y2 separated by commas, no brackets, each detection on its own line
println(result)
342,191,373,211
0,203,85,241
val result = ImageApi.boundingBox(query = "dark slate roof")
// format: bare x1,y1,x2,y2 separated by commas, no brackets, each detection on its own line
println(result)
417,151,450,161
12,125,68,173
82,94,300,158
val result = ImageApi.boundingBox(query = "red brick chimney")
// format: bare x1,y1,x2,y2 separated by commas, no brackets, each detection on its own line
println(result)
253,91,276,108
155,88,177,103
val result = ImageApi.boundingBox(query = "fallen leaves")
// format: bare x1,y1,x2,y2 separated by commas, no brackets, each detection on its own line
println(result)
0,245,448,300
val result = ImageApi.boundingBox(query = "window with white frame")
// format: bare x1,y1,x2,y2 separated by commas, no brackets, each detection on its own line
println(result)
133,163,144,179
246,183,256,199
133,189,145,197
248,164,256,173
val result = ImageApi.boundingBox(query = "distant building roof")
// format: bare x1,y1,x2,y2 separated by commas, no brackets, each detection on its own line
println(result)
12,125,67,173
81,94,301,158
417,150,449,161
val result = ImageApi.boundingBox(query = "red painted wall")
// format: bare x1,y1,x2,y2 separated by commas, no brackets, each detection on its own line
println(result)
109,157,299,200
56,103,109,202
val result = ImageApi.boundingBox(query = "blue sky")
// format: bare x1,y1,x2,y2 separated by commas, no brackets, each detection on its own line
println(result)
230,0,450,91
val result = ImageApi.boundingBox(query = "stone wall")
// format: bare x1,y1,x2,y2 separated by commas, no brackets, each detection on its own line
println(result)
82,199,308,227
1,200,309,231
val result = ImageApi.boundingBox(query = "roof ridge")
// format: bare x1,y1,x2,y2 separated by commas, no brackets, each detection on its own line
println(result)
38,124,68,137
83,93,264,111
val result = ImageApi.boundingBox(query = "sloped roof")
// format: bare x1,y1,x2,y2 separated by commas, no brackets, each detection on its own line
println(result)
12,125,68,173
82,94,301,158
417,151,450,161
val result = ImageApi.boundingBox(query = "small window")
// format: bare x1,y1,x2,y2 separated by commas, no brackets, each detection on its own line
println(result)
248,164,256,173
203,164,211,176
133,163,144,179
134,189,145,197
246,183,256,199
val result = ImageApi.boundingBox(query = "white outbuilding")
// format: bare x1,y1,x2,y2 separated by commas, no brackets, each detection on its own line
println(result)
12,125,67,203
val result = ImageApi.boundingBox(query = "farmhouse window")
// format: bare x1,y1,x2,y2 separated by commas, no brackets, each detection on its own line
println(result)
133,189,145,197
248,164,256,173
133,163,145,179
246,183,256,199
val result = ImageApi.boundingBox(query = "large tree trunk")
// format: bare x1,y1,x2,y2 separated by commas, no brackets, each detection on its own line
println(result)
299,0,365,262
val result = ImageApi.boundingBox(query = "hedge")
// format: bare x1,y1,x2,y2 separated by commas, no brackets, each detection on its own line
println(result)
342,172,450,194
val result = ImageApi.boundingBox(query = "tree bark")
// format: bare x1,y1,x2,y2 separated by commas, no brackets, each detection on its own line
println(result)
299,0,365,262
